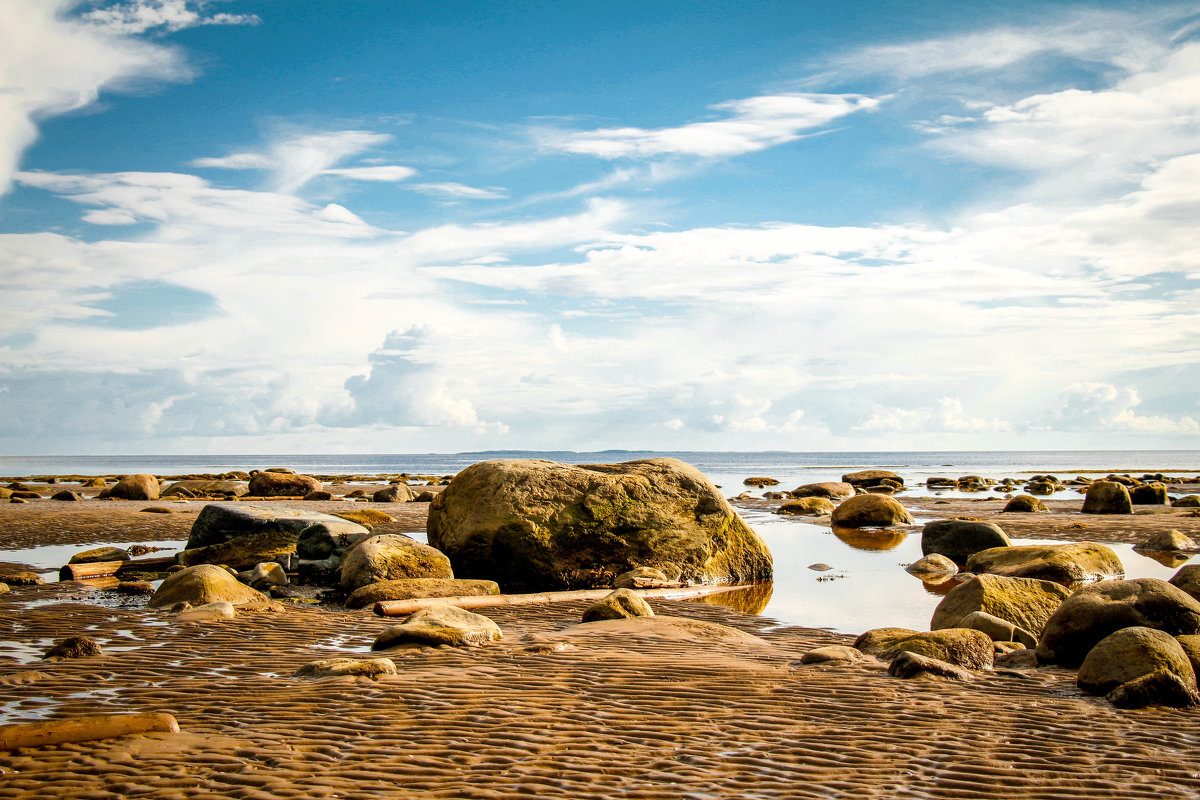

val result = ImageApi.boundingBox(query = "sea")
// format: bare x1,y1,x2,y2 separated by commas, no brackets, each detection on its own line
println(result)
3,450,1199,635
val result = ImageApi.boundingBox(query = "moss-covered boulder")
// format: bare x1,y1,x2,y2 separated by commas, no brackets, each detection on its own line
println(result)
345,578,499,609
339,534,454,591
853,627,921,656
148,564,268,609
931,574,1070,635
68,546,130,564
921,519,1011,563
776,497,834,516
426,458,772,591
830,494,913,528
1036,578,1200,668
1078,626,1197,697
879,628,995,670
1003,495,1047,513
965,542,1124,585
1081,481,1133,514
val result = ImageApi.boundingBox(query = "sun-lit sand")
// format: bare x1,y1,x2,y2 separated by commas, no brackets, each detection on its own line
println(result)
3,478,1200,798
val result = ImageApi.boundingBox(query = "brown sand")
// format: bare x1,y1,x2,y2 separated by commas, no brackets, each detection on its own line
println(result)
2,487,1200,797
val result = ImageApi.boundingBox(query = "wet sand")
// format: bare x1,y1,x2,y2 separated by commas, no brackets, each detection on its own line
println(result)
3,485,1200,797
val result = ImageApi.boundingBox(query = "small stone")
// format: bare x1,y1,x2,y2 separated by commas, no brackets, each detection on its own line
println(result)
905,554,958,577
115,581,155,596
797,645,865,665
139,506,174,514
294,657,398,680
808,563,833,572
582,588,655,622
173,601,236,623
887,651,972,681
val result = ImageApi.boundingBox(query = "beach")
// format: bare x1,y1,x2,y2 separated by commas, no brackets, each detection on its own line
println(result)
3,467,1200,798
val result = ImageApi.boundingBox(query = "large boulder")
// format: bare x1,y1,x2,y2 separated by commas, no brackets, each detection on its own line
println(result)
921,519,1011,563
180,504,367,571
791,482,854,500
148,564,268,608
1130,483,1169,505
853,627,921,656
878,629,995,670
425,458,772,591
345,578,500,609
247,471,322,497
1081,481,1133,514
965,542,1124,585
1036,578,1200,668
372,605,502,649
842,470,903,488
830,494,913,528
339,534,454,591
101,474,160,501
931,574,1071,635
1077,626,1197,696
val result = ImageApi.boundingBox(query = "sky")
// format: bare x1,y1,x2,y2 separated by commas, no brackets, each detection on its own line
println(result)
2,0,1200,455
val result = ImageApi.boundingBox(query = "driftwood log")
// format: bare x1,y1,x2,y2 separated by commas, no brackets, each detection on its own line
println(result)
373,584,746,617
0,713,179,750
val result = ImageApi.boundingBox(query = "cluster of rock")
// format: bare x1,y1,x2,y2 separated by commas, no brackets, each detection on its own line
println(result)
799,513,1200,706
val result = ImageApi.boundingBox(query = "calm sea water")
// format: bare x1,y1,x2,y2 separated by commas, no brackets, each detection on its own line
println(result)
3,450,1197,635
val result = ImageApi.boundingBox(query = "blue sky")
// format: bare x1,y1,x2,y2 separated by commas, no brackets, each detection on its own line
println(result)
2,0,1199,454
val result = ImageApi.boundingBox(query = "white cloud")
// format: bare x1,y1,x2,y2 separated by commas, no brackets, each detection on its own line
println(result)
1046,383,1200,433
411,182,506,200
536,93,879,159
854,398,1012,434
191,130,410,194
0,0,193,194
80,0,260,35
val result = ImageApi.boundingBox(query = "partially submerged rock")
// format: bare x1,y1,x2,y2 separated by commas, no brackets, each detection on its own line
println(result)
0,566,43,586
842,470,903,488
1081,481,1133,514
345,578,500,609
905,553,958,577
148,564,269,609
830,494,913,528
965,542,1124,585
426,458,772,591
930,574,1070,635
68,546,130,564
581,588,654,622
339,534,454,592
1036,578,1200,668
921,519,1011,563
373,605,502,649
776,497,834,516
791,482,855,500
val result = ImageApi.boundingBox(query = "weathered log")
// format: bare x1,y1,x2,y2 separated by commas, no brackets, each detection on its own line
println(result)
0,712,179,750
58,560,127,581
373,583,747,617
116,556,178,576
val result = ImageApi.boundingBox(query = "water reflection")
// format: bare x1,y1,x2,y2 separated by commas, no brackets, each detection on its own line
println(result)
1133,550,1193,569
689,582,773,614
831,526,909,551
919,576,964,596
